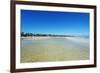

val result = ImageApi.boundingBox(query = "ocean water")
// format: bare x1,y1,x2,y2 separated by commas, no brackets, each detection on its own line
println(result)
21,37,89,63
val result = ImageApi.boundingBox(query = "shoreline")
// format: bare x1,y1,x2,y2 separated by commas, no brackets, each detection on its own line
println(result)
21,36,89,41
21,36,66,40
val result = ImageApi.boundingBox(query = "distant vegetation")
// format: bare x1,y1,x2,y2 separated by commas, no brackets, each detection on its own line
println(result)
21,32,89,38
21,32,73,37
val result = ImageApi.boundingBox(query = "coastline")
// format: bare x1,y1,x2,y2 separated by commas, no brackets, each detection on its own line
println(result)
21,36,66,40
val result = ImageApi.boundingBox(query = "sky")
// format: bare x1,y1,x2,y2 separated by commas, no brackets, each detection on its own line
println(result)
21,9,90,36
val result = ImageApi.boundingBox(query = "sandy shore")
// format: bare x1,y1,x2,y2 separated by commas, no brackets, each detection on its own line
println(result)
21,37,89,63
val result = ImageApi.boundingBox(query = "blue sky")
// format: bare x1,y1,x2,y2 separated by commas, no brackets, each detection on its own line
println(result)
21,10,90,36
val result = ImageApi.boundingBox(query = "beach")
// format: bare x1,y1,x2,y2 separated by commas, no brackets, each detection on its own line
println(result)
21,36,89,63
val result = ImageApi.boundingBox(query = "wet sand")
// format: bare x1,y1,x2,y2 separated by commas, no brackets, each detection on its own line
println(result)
21,37,89,63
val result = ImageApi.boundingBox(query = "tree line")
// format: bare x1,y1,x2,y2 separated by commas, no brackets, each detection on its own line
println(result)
21,32,70,37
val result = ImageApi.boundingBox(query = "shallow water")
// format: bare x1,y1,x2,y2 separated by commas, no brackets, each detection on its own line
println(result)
21,37,89,63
